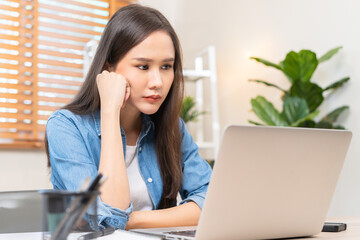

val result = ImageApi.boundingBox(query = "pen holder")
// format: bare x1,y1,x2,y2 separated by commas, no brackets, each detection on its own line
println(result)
40,190,100,240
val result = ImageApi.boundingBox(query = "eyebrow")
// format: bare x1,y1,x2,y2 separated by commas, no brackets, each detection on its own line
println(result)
132,57,175,62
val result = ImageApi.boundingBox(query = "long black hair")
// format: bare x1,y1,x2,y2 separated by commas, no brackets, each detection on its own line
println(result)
45,4,184,209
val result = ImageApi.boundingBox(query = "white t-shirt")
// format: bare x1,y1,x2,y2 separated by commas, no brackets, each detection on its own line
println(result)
125,144,153,211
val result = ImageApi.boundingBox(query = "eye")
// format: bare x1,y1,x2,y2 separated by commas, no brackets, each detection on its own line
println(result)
162,64,173,70
137,65,149,70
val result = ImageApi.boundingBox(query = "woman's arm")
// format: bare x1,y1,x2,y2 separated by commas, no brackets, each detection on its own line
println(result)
97,71,131,210
98,108,129,209
46,110,132,229
126,202,201,229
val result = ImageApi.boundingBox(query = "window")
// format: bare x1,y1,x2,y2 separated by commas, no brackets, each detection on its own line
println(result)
0,0,135,149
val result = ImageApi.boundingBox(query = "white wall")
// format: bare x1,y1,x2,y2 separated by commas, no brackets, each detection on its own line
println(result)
0,150,52,191
141,0,360,216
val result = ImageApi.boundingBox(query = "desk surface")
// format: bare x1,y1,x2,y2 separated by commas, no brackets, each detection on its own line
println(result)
1,217,359,240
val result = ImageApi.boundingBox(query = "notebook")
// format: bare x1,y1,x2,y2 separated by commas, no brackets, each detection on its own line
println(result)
132,125,352,240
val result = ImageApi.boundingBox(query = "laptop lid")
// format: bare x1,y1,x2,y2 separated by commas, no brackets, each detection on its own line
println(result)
195,125,352,240
0,190,43,233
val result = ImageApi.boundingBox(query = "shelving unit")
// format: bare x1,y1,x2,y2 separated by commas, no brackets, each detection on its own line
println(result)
183,46,220,160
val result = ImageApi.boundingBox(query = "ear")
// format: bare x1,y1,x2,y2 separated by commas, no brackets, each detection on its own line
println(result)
103,62,114,72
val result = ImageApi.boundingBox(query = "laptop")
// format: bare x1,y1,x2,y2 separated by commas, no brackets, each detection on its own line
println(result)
0,190,43,233
132,125,352,240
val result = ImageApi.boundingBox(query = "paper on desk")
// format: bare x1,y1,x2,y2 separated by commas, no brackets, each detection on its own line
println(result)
93,229,163,240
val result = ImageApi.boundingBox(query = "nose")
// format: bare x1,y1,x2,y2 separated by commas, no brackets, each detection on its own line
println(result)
149,69,163,89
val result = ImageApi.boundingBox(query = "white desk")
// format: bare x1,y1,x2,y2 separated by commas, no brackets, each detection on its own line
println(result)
1,217,359,240
0,230,161,240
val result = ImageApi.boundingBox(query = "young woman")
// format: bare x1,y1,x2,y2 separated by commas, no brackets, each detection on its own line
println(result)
45,4,212,230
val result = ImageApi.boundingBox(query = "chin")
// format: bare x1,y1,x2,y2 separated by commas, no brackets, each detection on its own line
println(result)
139,105,161,115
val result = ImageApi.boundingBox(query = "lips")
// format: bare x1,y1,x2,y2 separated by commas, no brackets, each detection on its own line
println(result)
144,95,161,102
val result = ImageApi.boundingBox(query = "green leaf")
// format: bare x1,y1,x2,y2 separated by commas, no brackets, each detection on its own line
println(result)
250,57,282,70
250,96,288,126
324,77,350,91
181,96,205,123
291,110,320,127
298,120,316,128
290,80,324,112
315,121,333,129
248,79,287,92
186,111,205,123
181,97,195,122
320,106,349,124
281,50,318,83
282,97,310,124
248,120,264,126
318,46,342,63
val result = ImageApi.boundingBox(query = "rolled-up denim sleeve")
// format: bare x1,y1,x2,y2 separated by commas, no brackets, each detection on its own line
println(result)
178,118,212,209
46,112,132,229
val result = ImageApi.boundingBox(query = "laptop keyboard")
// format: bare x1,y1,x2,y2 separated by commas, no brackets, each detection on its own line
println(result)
164,230,196,237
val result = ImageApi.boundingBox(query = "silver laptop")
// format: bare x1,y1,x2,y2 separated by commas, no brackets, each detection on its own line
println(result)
0,190,43,233
133,125,352,240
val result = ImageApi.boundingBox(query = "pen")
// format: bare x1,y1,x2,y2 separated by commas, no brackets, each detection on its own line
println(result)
52,174,104,240
78,227,116,240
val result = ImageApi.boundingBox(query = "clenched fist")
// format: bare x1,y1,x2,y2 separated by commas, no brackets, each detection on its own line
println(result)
96,70,130,110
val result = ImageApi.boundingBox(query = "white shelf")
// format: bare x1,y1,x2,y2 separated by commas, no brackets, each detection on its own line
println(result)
183,69,211,79
183,46,219,160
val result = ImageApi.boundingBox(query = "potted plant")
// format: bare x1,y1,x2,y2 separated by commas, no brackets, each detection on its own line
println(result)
180,96,206,124
249,46,350,129
181,96,213,167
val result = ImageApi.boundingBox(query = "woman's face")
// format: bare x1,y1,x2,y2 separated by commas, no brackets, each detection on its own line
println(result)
115,30,175,115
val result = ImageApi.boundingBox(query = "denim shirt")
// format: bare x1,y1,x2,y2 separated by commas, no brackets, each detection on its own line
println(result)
46,109,212,229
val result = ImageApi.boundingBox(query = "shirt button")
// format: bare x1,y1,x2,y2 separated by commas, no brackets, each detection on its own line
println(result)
139,147,142,152
147,178,153,183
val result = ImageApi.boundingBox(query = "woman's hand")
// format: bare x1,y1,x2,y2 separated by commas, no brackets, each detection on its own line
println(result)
96,70,130,110
126,202,201,230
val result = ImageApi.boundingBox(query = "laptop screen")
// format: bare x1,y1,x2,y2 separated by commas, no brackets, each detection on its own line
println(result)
0,190,43,233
